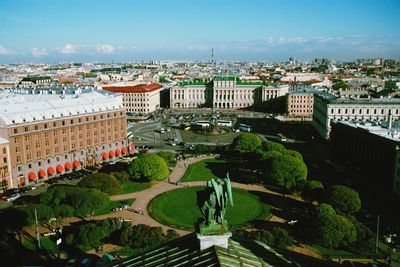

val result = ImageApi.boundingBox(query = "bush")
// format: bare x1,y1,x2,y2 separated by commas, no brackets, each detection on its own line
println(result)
318,214,356,248
78,173,122,195
261,141,285,153
128,154,169,181
271,227,294,249
193,144,216,154
232,133,262,152
75,219,120,247
111,171,130,182
329,185,361,215
302,180,324,201
315,203,336,224
157,151,177,163
18,204,54,226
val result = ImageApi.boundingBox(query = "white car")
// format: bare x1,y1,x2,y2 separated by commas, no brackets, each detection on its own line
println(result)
6,193,21,202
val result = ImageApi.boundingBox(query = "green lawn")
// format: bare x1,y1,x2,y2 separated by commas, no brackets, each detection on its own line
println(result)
148,186,270,230
94,199,135,216
23,237,57,252
311,244,383,258
119,181,151,194
181,158,255,183
181,159,227,182
179,130,239,145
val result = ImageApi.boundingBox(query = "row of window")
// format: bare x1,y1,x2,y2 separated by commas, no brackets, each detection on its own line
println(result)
329,108,400,115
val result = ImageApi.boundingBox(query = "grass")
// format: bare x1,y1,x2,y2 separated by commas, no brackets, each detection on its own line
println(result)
311,244,384,258
23,237,57,252
148,186,270,230
114,246,136,257
94,199,135,216
181,159,227,182
179,129,239,145
119,181,151,194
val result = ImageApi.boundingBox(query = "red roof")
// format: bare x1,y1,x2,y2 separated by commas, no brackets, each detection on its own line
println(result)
103,83,163,93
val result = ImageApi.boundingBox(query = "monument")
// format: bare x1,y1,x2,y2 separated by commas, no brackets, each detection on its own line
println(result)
197,173,233,250
208,107,221,135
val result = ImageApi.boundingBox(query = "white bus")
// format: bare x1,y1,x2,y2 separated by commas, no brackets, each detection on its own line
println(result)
194,121,210,127
216,120,232,127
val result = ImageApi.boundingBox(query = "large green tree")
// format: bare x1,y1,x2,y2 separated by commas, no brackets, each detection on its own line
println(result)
265,152,308,192
128,153,169,181
78,173,122,195
232,133,262,152
318,214,357,248
329,185,361,214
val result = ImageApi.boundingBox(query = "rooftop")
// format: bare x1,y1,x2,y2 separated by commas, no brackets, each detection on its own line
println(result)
102,83,163,93
336,120,400,142
0,90,123,126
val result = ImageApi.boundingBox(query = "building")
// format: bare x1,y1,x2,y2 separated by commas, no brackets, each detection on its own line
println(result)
103,83,163,114
19,76,52,88
170,77,288,109
312,93,400,139
331,120,400,195
0,90,127,189
287,89,322,118
0,137,12,191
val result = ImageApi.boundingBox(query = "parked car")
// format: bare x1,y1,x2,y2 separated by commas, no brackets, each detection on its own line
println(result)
6,193,21,202
80,258,91,267
65,258,78,267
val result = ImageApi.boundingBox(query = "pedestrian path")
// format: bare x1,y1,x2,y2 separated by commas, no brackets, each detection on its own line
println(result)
97,154,301,235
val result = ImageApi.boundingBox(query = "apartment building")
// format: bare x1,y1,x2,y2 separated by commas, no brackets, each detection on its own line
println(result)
0,90,127,189
312,93,400,139
19,76,52,88
287,89,322,118
103,83,163,114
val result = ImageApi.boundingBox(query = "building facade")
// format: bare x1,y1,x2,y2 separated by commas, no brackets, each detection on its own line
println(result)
103,83,163,114
287,90,316,118
331,120,400,195
19,76,52,88
312,93,400,139
0,90,128,189
170,77,288,109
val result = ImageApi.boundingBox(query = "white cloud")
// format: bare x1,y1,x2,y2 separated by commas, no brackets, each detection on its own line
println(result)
0,45,14,55
31,48,48,57
96,44,114,54
59,43,77,54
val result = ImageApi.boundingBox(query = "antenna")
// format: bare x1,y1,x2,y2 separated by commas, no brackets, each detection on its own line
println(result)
211,48,215,65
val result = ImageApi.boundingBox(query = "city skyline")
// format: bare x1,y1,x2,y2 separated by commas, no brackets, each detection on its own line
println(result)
0,0,400,63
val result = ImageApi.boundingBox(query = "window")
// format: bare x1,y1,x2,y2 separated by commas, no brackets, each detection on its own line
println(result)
36,151,41,157
16,156,21,163
13,128,18,134
44,123,48,129
70,119,74,124
62,121,65,126
3,157,7,163
2,148,6,154
25,127,29,132
35,125,38,130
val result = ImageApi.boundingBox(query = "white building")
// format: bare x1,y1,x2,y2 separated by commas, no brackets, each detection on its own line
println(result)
312,93,400,140
103,83,163,114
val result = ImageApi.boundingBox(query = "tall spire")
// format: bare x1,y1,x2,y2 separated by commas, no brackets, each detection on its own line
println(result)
211,48,215,65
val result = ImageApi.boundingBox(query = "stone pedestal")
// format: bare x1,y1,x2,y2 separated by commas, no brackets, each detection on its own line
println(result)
197,232,232,250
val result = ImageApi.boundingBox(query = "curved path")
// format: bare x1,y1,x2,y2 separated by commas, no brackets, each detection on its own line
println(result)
95,155,302,235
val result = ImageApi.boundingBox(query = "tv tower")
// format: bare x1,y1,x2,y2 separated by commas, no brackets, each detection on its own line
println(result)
211,48,215,65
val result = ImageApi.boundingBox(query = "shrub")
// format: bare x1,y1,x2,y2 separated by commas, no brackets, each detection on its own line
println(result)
78,173,122,195
128,154,169,181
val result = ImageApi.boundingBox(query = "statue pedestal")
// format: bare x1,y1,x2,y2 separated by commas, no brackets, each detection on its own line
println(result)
197,232,232,250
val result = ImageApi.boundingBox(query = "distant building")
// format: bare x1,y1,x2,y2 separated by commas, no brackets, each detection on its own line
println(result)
0,90,127,189
331,120,400,195
19,76,52,88
312,93,400,139
287,89,322,118
170,77,288,109
103,83,163,114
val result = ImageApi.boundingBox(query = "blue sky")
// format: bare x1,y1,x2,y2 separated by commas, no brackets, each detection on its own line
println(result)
0,0,399,62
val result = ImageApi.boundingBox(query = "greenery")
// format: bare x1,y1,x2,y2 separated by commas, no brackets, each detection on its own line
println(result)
74,218,120,247
311,243,357,257
329,185,361,214
78,173,122,195
128,153,169,181
157,151,177,166
318,214,356,249
23,237,57,252
18,204,54,226
113,224,180,252
94,199,135,216
232,133,262,152
41,186,109,218
120,181,151,194
271,227,294,249
332,79,349,91
302,180,324,201
233,227,293,249
181,158,227,182
315,203,336,224
148,187,271,230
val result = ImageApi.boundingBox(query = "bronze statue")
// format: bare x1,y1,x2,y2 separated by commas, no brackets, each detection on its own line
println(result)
200,173,233,233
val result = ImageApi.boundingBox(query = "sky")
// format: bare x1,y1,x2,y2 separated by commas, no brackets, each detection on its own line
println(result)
0,0,399,63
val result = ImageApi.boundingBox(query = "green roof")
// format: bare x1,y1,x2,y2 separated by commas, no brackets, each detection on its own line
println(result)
178,81,207,87
214,76,236,81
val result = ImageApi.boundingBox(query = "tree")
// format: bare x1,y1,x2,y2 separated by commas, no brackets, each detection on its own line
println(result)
315,203,336,224
157,151,177,165
128,153,169,181
18,204,54,226
232,133,262,152
75,219,120,247
78,173,122,195
265,153,308,192
271,227,294,249
302,180,324,201
318,214,356,248
261,141,285,153
329,185,361,214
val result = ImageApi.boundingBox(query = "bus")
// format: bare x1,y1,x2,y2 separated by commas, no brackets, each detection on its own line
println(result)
216,120,232,127
194,121,210,127
239,124,252,132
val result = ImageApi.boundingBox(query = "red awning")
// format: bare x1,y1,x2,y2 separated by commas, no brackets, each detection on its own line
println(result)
101,152,108,160
121,147,128,154
73,160,80,168
115,149,121,156
47,167,55,175
65,162,72,171
129,144,135,151
56,164,63,173
109,150,115,158
38,169,46,178
28,172,36,181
